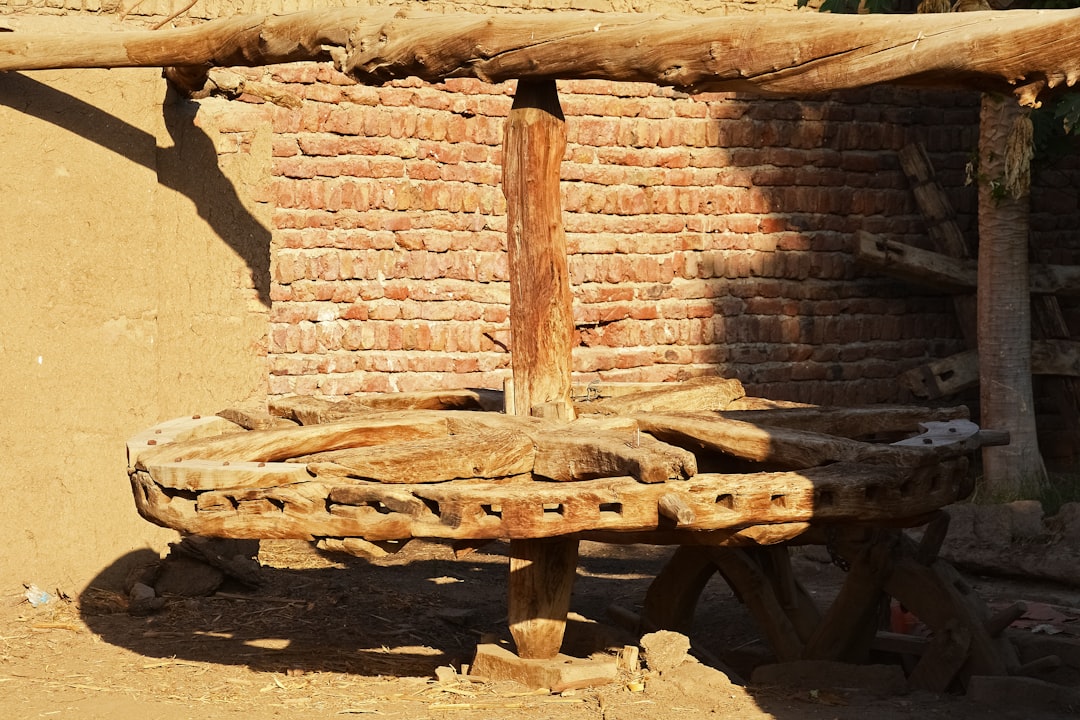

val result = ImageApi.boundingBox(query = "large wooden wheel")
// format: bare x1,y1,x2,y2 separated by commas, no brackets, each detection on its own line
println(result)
128,379,1006,664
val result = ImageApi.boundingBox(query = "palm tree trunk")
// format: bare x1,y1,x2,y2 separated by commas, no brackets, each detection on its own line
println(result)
976,93,1047,499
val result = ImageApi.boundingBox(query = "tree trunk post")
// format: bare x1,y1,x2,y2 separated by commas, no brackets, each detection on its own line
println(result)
502,78,579,660
503,78,575,420
977,93,1047,498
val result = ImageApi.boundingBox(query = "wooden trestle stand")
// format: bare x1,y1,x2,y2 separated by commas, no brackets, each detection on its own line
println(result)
127,79,1026,691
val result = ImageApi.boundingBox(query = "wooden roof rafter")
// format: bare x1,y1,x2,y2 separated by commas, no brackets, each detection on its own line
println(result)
0,9,1078,105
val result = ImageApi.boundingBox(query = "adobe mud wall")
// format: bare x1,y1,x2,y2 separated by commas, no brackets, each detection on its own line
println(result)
0,15,271,592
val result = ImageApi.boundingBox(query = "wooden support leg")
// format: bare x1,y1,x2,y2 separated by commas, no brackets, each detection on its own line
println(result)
508,537,579,660
802,530,897,663
708,548,805,662
642,545,718,634
749,546,821,645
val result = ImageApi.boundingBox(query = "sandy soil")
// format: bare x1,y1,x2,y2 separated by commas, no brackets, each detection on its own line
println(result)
1,539,1077,720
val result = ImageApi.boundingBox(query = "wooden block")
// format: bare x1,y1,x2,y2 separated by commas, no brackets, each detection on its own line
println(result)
533,429,697,483
135,412,451,469
855,231,977,293
301,429,535,483
658,493,696,526
508,537,579,659
127,415,240,471
716,404,968,439
144,459,312,491
217,404,299,430
470,643,618,692
581,376,745,416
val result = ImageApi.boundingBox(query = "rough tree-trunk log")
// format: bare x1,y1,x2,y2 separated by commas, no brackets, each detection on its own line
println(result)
0,10,1079,106
503,79,574,419
977,94,1047,498
503,79,579,660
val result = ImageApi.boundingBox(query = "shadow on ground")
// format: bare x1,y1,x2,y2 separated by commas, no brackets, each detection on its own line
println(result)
79,540,689,679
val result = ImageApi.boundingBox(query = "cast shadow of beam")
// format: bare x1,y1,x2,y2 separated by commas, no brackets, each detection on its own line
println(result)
0,71,271,306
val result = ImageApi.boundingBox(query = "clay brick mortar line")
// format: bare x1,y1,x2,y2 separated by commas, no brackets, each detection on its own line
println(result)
190,61,1077,407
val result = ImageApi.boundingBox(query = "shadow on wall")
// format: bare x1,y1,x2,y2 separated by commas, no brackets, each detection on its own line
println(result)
0,72,271,306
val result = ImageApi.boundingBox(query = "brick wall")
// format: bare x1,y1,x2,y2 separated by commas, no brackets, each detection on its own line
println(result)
17,0,1074,409
197,65,1006,407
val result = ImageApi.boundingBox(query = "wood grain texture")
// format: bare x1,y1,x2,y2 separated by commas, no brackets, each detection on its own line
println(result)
131,458,972,542
299,430,536,483
1,10,1078,106
579,376,745,416
503,79,574,419
134,413,450,469
508,537,579,659
636,413,986,469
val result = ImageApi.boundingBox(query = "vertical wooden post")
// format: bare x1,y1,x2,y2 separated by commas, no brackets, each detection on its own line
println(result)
508,536,579,659
502,78,574,420
503,78,579,660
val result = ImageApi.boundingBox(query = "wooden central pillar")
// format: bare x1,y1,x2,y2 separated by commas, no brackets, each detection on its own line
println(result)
502,78,579,660
503,78,575,421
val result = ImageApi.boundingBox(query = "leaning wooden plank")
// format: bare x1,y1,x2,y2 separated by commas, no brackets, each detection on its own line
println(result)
636,412,985,469
5,10,1080,108
898,141,977,347
715,404,968,439
1030,264,1080,297
134,412,450,469
858,233,1080,299
579,376,745,416
641,546,718,633
903,341,1080,398
855,232,976,293
898,143,973,261
301,430,535,483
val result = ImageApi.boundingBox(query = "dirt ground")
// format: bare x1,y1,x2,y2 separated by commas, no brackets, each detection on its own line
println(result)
2,539,1078,720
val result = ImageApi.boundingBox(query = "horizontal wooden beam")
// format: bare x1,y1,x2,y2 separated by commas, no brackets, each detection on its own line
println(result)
902,340,1080,398
855,232,976,293
857,232,1080,296
1,9,1079,104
